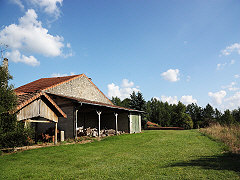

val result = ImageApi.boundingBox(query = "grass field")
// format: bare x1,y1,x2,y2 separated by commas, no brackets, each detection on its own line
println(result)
1,130,240,179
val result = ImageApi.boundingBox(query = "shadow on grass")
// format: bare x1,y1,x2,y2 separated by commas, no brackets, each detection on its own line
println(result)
167,153,240,173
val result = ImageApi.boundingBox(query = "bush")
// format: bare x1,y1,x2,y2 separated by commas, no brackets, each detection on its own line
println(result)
0,122,34,148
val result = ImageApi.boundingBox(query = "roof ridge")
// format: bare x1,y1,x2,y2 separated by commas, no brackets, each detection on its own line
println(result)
42,74,83,91
15,74,83,93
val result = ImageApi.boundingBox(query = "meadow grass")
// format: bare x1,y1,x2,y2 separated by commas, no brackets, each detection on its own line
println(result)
200,123,240,154
1,130,240,179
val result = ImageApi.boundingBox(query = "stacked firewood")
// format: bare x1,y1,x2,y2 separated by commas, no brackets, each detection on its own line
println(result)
77,127,126,137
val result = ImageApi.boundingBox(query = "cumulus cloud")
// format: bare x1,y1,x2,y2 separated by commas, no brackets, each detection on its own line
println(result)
180,95,197,105
0,9,70,66
107,79,140,100
224,92,240,110
153,95,197,105
222,82,239,91
51,72,75,77
221,43,240,56
5,50,40,66
161,69,180,82
208,90,227,105
161,95,178,105
30,0,63,18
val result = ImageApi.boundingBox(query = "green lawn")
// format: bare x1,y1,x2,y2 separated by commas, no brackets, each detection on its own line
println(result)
1,130,240,179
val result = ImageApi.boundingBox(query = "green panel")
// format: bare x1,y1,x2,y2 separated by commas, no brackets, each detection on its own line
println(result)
131,115,139,133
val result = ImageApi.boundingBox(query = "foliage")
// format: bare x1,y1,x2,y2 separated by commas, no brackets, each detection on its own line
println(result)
1,130,239,179
0,65,32,148
111,90,240,129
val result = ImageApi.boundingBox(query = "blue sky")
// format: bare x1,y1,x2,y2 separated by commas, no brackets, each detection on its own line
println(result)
1,0,240,110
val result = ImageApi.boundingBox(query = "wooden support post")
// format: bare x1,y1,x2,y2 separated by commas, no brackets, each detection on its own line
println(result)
54,122,57,145
96,111,102,137
114,113,118,135
75,109,78,139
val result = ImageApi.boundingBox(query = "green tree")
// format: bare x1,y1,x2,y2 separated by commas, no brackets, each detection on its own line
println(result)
129,91,146,128
111,97,122,106
0,63,31,148
202,104,215,127
220,109,235,125
121,98,131,108
129,91,146,111
186,103,203,128
232,108,240,123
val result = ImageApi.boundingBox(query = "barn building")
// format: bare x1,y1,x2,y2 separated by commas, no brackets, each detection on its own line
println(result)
15,73,142,143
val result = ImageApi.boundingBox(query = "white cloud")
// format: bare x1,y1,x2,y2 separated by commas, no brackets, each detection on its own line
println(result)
180,95,197,105
66,43,71,48
122,78,134,88
161,95,178,105
216,63,227,70
51,72,75,77
222,82,239,91
161,69,180,82
224,92,240,110
5,50,39,66
216,59,235,70
208,90,227,105
0,9,70,66
221,43,240,56
234,74,240,79
30,0,63,18
107,79,140,100
10,0,24,10
153,95,197,105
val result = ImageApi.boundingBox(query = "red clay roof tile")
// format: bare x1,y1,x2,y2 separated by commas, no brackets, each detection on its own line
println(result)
15,74,81,93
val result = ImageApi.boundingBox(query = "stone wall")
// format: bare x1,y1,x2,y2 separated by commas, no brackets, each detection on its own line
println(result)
45,75,112,105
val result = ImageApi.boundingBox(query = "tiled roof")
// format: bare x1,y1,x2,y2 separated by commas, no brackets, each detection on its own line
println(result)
15,74,82,93
48,93,144,113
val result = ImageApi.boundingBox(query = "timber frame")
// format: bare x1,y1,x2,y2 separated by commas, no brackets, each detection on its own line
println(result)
15,92,67,144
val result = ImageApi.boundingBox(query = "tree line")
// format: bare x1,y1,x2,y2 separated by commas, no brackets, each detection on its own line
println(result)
111,92,240,129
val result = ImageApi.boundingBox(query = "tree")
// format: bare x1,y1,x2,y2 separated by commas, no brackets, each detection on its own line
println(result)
186,103,203,128
0,62,31,148
202,104,215,127
111,97,122,106
220,110,235,125
129,91,146,111
232,108,240,123
129,91,146,128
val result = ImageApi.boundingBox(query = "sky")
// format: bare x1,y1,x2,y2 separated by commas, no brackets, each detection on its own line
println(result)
0,0,240,111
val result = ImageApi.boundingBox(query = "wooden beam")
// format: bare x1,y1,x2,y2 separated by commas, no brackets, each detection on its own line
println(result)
75,109,78,139
24,120,51,123
96,111,102,137
114,113,118,135
54,122,58,145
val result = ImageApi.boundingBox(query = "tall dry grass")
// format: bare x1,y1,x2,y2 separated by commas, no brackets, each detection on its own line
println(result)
200,123,240,154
